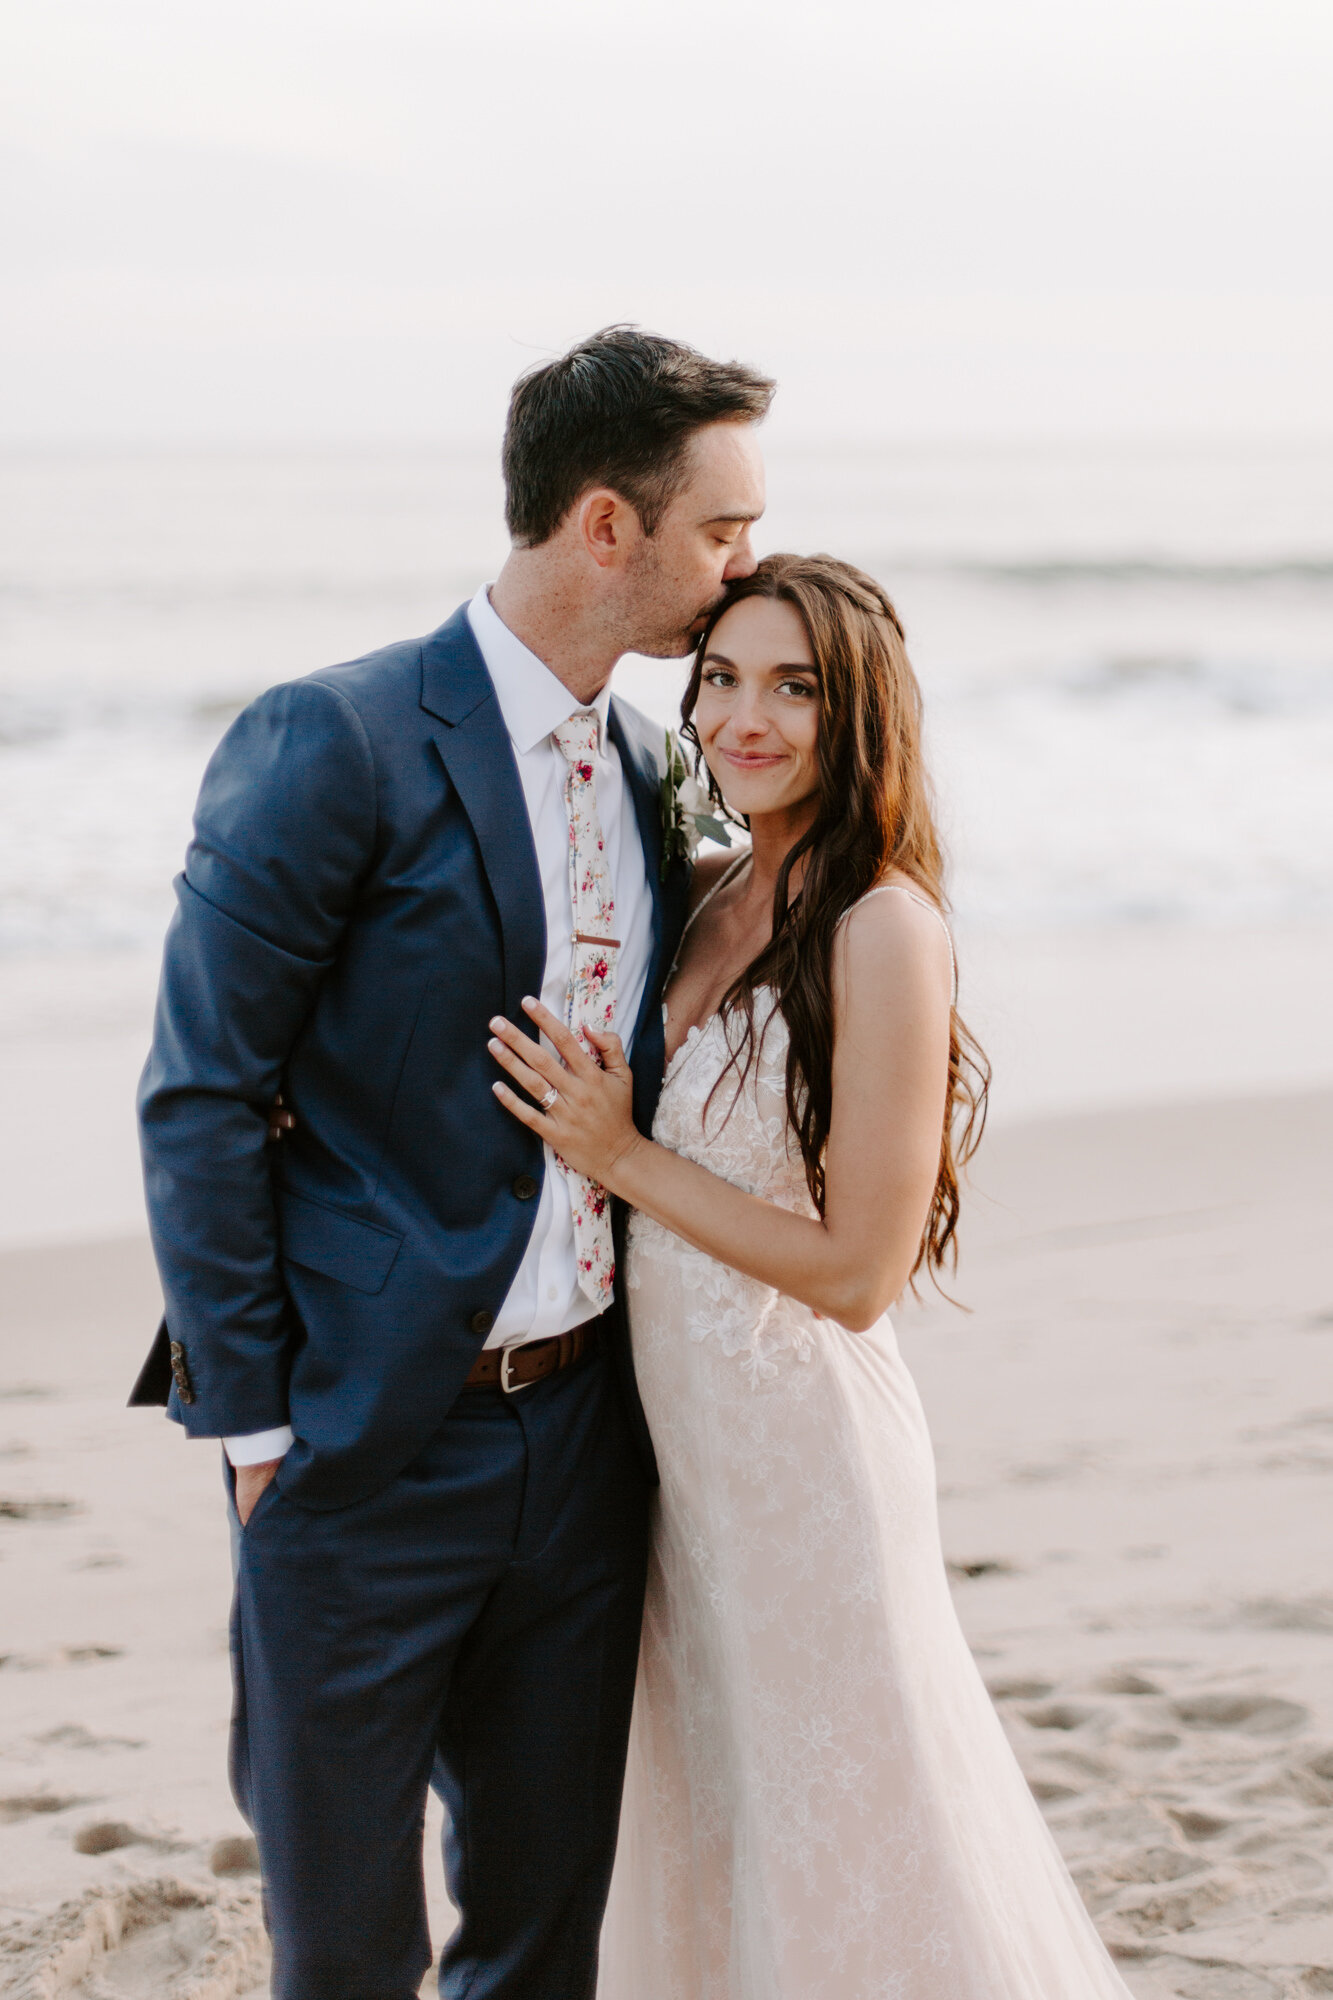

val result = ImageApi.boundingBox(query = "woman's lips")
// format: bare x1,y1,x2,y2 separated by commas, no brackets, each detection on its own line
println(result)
719,749,786,770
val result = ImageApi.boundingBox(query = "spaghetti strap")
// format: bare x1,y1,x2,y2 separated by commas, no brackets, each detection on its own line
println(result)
846,882,957,998
680,849,751,940
664,849,752,996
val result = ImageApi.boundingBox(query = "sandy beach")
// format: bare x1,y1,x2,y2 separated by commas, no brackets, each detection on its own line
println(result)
1,0,1329,1969
2,1063,1330,1996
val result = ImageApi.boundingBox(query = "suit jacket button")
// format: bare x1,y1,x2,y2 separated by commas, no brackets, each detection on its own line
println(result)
469,1310,494,1336
166,1338,196,1401
511,1174,539,1202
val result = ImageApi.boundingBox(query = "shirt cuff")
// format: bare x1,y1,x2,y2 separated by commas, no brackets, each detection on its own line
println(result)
223,1426,295,1467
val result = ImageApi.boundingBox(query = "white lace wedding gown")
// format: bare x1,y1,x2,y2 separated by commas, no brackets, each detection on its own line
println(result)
598,884,1134,1999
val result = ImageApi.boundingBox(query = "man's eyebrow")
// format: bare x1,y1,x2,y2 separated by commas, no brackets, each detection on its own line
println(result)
701,510,763,526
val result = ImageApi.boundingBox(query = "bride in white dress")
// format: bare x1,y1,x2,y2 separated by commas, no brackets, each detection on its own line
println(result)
489,553,1135,1998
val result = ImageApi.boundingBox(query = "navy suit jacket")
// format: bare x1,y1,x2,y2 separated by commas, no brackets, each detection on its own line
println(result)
133,605,689,1509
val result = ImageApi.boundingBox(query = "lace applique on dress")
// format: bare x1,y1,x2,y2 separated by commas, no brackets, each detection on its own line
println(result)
629,996,817,1384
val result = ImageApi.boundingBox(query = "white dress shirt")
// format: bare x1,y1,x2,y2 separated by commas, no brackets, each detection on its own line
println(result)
224,587,654,1465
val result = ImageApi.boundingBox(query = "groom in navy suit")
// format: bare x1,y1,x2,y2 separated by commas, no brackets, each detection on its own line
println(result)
132,327,771,1999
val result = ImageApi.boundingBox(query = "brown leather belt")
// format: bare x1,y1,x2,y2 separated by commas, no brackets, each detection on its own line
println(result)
464,1314,604,1393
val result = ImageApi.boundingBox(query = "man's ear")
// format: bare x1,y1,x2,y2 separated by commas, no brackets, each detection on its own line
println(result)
577,487,638,570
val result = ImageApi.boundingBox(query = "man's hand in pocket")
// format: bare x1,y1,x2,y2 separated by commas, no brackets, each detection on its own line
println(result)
235,1459,283,1526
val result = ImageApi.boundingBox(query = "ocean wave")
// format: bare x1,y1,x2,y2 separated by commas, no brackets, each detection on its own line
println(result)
4,557,1333,610
926,556,1333,586
998,652,1333,716
0,572,457,614
2,644,1330,754
2,669,1330,952
0,690,250,748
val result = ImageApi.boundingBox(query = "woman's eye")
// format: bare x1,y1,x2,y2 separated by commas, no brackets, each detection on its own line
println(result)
703,669,737,690
779,678,817,699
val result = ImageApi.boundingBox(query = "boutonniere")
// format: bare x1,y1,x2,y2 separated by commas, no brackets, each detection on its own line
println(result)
660,728,732,882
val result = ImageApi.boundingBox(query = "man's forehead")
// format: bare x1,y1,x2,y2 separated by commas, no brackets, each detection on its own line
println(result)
684,422,766,519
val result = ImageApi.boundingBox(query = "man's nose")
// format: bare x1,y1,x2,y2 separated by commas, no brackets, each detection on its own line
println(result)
723,528,759,581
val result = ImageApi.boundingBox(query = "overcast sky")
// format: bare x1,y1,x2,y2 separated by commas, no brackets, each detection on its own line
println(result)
4,0,1331,442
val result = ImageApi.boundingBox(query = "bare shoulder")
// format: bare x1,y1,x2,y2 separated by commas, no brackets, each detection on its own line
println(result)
836,876,953,1002
686,844,747,918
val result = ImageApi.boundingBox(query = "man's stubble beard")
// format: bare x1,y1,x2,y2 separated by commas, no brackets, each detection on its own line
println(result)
618,539,723,662
629,624,709,662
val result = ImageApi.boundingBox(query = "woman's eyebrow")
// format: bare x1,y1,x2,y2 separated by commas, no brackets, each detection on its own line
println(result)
703,652,817,673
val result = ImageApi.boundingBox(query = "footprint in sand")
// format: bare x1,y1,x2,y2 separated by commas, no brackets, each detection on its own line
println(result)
1029,1776,1082,1802
73,1821,150,1855
1022,1702,1103,1731
1233,1597,1333,1634
1097,1669,1164,1696
1234,1748,1333,1812
37,1723,145,1752
1169,1806,1235,1841
2,1879,266,1999
1170,1694,1309,1736
2,1643,125,1671
0,1494,81,1520
0,1879,440,2000
0,1792,90,1825
1101,1866,1240,1940
986,1676,1054,1700
947,1556,1018,1580
210,1836,260,1877
985,1661,1333,1991
1072,1844,1206,1919
1127,1961,1286,1998
1107,1845,1204,1887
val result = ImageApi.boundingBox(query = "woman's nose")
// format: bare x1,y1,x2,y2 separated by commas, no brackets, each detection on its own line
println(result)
730,690,768,738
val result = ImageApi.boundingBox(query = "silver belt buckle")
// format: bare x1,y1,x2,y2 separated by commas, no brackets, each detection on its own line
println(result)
499,1341,527,1394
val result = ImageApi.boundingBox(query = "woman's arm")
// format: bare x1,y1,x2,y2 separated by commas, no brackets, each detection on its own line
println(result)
488,891,953,1328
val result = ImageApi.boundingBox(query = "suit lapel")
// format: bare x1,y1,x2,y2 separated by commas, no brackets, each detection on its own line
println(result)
420,615,679,1075
420,608,546,1025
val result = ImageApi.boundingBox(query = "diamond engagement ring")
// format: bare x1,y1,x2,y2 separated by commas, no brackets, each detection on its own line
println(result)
540,1086,560,1111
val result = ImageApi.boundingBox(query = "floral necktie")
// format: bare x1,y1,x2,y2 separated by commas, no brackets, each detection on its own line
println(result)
551,712,618,1309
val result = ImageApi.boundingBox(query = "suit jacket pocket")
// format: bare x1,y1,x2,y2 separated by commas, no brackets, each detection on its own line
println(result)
275,1188,404,1295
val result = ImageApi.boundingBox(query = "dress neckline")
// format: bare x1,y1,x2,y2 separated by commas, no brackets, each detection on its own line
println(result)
660,872,954,1088
661,850,754,1071
660,1015,712,1090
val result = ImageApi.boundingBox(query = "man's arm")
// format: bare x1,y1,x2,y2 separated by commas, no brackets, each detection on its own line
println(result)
139,676,377,1442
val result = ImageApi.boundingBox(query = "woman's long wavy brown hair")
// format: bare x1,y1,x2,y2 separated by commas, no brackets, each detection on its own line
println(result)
680,552,989,1288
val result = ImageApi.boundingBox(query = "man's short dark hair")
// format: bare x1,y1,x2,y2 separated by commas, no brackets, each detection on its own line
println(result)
502,326,775,547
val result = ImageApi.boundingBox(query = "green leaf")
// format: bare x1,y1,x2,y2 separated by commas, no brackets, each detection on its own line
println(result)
693,814,733,846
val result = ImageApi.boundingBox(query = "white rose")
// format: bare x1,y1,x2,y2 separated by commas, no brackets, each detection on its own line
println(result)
677,774,709,817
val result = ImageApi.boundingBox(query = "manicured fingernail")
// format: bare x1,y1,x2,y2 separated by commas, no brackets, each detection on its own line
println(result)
491,1081,504,1095
487,1038,501,1053
521,995,538,1010
489,1017,505,1032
